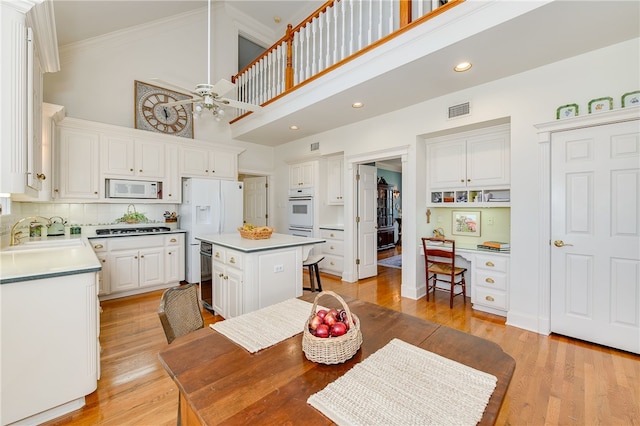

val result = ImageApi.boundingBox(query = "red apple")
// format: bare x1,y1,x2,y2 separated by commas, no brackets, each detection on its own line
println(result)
323,312,337,326
330,322,347,337
315,324,330,338
316,309,328,320
309,315,323,330
328,308,339,318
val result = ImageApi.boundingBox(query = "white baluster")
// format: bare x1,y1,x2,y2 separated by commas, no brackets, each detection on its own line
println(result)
311,17,318,75
334,2,340,63
293,33,300,85
357,0,363,51
325,9,332,68
348,0,354,56
318,13,324,72
305,25,311,81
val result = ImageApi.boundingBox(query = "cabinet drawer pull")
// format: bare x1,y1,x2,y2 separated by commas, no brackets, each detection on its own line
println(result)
93,244,104,249
330,233,335,237
168,252,172,255
330,246,334,250
101,259,106,263
485,277,495,284
485,295,495,302
229,257,236,264
170,238,177,243
219,273,224,277
485,261,495,267
215,252,221,258
130,168,134,172
139,169,143,173
330,261,335,266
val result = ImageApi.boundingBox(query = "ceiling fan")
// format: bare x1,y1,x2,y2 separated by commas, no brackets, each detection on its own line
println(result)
154,0,261,121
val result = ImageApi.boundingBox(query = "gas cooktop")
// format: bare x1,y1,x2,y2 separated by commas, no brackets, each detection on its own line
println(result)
95,226,171,235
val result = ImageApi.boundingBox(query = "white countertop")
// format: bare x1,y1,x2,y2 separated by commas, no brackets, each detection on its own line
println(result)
196,232,325,253
0,238,102,284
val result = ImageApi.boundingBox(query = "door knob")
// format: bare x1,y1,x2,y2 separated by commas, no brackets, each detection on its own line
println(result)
553,240,573,247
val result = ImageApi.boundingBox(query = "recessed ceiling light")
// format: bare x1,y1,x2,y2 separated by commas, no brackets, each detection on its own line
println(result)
352,102,364,108
454,62,472,72
289,125,299,130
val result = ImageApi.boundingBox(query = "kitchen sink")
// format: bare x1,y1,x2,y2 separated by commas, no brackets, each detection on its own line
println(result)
3,238,86,251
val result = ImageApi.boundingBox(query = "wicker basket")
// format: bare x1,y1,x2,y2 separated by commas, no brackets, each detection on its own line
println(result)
238,226,274,240
302,291,363,365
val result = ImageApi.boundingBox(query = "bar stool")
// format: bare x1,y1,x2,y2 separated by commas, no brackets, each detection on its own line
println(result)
302,255,325,292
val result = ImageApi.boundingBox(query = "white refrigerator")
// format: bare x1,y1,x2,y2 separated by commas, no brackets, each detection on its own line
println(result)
180,178,244,283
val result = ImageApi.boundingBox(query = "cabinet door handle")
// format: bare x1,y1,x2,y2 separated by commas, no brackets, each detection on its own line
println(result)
93,244,104,249
460,179,464,183
140,255,144,258
130,168,134,172
219,273,224,277
224,275,228,280
485,261,495,267
170,238,177,243
330,261,335,266
139,169,143,173
467,179,471,182
330,233,335,237
485,295,495,302
485,277,495,284
229,257,236,264
101,259,106,263
168,252,172,255
135,256,138,259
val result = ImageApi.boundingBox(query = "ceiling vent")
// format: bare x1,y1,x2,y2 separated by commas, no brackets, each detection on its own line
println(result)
448,102,470,119
310,142,320,151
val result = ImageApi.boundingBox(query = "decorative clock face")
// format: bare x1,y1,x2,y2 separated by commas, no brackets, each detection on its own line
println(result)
135,81,194,138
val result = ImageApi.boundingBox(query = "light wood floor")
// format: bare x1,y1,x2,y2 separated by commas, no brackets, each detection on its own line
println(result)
44,247,640,425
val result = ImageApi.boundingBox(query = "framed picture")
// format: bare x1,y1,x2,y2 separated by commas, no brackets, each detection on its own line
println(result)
622,90,640,108
588,96,613,114
452,210,481,236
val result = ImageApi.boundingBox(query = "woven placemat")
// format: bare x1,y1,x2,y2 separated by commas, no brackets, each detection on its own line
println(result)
210,298,322,353
307,338,497,425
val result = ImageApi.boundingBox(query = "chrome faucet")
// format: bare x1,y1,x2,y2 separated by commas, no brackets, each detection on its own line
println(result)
10,216,52,246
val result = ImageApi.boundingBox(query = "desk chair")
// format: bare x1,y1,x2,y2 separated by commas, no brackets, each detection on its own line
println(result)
302,255,325,292
158,283,204,344
422,237,467,308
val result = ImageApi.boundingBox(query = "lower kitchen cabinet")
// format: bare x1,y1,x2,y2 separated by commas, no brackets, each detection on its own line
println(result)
212,246,244,319
92,233,185,300
471,252,509,316
319,228,344,277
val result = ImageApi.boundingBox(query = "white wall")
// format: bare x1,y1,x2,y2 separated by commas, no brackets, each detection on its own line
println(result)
273,37,640,333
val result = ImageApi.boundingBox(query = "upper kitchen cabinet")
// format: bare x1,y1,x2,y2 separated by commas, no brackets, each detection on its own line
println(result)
180,145,242,179
54,124,100,200
289,161,316,190
326,155,344,204
101,134,165,179
427,124,511,207
427,124,510,189
0,0,59,195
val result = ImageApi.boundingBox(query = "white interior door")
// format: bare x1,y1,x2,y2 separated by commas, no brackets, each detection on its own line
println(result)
550,120,640,354
357,164,378,279
243,176,268,226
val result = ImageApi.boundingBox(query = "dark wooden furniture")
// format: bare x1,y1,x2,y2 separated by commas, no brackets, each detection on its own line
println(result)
158,294,515,425
302,254,324,292
377,183,395,250
422,237,467,308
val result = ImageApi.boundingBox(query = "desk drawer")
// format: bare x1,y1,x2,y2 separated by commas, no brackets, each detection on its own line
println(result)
320,255,343,276
475,255,508,273
322,240,344,256
320,229,344,240
475,270,507,291
475,287,508,310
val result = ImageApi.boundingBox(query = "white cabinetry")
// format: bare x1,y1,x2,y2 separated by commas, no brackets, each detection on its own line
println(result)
1,1,58,196
289,161,315,189
427,125,510,207
100,134,165,179
326,156,344,204
212,246,244,319
55,125,100,200
163,144,180,201
471,252,509,316
180,146,237,179
93,233,185,300
319,228,344,276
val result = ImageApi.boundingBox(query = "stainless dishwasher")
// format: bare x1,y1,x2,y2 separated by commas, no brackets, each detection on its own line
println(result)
199,241,214,313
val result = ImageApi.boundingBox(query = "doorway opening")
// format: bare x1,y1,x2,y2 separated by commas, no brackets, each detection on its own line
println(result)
238,173,269,227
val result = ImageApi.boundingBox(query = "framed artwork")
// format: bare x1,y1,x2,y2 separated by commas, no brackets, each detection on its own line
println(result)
452,210,481,236
134,80,194,139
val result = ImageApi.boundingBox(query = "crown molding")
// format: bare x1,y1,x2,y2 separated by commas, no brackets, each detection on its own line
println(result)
26,0,59,72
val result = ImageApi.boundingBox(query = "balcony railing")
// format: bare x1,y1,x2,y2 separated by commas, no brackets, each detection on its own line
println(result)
231,0,464,120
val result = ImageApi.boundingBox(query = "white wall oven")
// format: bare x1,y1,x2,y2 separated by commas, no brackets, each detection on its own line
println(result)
288,189,314,236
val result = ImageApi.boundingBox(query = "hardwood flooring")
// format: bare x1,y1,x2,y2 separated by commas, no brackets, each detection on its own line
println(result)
44,247,640,425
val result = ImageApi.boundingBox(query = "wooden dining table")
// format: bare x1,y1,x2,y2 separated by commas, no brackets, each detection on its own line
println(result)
158,293,515,425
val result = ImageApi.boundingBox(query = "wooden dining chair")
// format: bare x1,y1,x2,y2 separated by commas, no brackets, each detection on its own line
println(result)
421,237,467,308
158,283,204,344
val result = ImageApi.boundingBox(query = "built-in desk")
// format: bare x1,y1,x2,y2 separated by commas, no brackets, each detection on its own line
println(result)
421,243,510,316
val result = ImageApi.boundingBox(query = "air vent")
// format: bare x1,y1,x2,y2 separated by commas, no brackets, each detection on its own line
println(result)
310,142,320,151
448,102,470,118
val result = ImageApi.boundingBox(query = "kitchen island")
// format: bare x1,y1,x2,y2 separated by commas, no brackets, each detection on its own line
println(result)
196,233,324,318
0,238,101,425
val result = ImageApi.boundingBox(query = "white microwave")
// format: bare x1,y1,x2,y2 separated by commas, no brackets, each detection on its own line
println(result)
107,179,160,199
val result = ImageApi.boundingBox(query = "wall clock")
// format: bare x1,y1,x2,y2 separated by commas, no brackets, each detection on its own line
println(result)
134,80,194,139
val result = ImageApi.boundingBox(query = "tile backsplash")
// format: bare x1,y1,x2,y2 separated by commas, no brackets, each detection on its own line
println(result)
0,202,179,245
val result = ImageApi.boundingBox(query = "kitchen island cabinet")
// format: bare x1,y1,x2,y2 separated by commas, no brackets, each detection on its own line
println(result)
197,233,325,318
0,241,101,425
